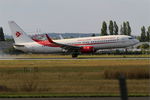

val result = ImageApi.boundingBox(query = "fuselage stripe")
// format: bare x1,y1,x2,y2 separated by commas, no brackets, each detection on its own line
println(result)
32,39,117,47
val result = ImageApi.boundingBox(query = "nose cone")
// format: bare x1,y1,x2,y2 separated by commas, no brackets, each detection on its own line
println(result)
135,39,139,44
133,39,140,45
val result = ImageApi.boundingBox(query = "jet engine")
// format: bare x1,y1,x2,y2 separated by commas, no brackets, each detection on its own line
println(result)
80,46,94,53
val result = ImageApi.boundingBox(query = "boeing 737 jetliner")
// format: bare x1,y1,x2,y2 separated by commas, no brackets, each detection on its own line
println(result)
8,21,139,58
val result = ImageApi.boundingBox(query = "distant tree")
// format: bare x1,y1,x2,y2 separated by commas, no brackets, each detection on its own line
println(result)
126,21,131,36
109,20,113,35
120,25,124,35
0,27,5,41
101,21,108,36
123,22,127,35
146,26,150,42
136,36,141,41
113,21,118,35
137,43,149,49
141,43,149,49
140,26,146,42
120,21,131,35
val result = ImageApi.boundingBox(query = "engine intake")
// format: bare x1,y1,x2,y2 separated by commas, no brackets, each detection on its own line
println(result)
80,46,94,53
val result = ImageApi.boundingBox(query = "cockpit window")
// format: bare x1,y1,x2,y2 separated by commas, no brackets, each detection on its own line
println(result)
129,36,135,39
128,37,133,39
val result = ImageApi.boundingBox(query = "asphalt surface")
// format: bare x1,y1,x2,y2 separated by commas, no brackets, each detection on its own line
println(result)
0,97,149,100
0,57,149,60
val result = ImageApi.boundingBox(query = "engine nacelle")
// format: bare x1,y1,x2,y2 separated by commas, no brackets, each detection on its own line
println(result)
80,46,94,53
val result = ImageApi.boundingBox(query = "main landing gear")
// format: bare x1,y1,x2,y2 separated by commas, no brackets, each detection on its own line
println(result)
72,54,78,58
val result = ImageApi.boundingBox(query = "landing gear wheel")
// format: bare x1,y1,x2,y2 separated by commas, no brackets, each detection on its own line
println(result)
72,54,78,58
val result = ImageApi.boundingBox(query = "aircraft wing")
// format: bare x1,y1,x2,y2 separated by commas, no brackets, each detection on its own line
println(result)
45,34,81,51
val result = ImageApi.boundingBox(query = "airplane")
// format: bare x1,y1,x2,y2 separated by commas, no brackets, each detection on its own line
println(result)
8,21,139,58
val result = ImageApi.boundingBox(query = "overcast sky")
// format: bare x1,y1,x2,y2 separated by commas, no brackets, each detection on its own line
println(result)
0,0,149,36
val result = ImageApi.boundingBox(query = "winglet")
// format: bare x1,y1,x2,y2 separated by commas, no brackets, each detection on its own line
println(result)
45,34,54,43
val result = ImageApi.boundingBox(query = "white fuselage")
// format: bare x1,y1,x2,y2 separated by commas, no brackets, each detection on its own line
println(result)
14,35,139,53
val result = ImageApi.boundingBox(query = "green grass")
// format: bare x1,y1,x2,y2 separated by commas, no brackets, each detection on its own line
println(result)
0,59,149,68
0,59,149,97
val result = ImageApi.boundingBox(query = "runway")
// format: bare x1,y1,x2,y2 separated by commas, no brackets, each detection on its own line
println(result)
0,57,149,60
0,97,149,100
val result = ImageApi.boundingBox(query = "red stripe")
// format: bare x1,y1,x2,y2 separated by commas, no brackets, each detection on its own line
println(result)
32,39,116,47
32,39,61,47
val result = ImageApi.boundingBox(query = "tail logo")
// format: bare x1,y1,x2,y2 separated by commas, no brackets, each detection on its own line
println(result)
16,32,21,37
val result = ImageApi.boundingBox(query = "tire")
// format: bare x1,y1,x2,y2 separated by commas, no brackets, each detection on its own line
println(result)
72,54,78,58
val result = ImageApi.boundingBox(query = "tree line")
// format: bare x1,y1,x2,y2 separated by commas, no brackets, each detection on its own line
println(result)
101,20,131,36
0,27,5,41
100,20,150,42
140,26,150,42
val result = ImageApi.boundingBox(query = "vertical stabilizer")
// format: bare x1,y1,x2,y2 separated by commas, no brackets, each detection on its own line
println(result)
8,21,33,44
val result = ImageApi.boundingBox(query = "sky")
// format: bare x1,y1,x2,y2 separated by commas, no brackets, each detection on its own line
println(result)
0,0,149,36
